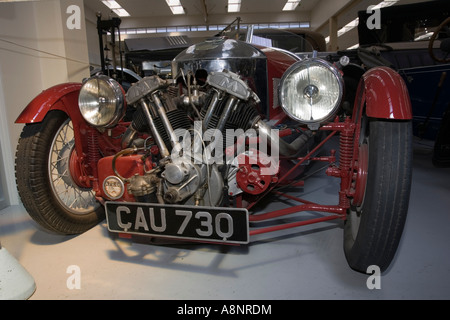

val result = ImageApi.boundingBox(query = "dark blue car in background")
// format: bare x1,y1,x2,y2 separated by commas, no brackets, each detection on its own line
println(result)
356,0,450,167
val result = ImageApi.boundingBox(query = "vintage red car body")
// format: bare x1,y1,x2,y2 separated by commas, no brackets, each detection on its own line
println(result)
15,34,413,273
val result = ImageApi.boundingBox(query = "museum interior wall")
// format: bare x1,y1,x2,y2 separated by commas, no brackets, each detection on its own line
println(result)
0,0,90,206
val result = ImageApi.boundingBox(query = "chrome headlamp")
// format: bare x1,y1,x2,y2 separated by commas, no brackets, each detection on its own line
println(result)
279,58,344,128
78,75,125,128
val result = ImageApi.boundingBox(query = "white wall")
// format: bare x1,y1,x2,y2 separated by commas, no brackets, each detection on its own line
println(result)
0,1,45,207
310,0,355,31
84,4,103,69
60,0,91,82
0,0,90,206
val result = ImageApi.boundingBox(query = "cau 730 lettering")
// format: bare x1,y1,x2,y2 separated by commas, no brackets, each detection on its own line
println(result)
106,202,249,244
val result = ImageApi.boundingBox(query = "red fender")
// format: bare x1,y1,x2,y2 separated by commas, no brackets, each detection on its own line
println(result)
360,67,412,120
15,82,90,165
16,82,83,124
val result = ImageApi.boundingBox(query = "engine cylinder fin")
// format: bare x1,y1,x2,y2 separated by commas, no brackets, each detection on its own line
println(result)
154,109,191,152
132,105,191,153
201,97,260,148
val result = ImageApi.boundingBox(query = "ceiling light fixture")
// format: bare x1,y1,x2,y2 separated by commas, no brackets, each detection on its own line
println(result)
166,0,186,15
283,0,301,11
101,1,130,17
371,0,399,10
102,0,121,9
228,0,241,13
337,17,359,37
113,8,130,17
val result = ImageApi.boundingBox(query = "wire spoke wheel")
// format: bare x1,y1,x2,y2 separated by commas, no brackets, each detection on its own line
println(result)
16,111,104,235
48,119,99,215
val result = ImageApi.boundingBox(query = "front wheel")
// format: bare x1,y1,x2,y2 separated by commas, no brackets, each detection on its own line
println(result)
344,119,413,273
15,111,104,235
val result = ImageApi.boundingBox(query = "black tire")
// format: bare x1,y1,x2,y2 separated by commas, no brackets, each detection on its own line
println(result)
344,119,413,273
15,111,104,235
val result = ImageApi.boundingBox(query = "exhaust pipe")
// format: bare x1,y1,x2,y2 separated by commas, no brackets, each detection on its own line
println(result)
253,119,312,157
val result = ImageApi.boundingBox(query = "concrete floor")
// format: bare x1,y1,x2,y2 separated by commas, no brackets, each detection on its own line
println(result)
1,138,450,300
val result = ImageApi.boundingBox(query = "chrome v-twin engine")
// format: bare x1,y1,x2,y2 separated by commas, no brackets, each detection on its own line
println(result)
120,70,309,207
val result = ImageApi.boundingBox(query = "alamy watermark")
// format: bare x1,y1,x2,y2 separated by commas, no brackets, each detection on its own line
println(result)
366,6,382,30
171,121,280,175
66,265,81,290
66,5,81,30
366,265,381,290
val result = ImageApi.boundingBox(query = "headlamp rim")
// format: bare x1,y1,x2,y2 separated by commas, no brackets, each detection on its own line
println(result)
78,75,126,128
279,58,344,125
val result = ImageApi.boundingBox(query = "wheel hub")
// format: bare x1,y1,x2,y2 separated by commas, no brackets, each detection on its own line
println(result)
56,142,75,186
56,142,89,189
352,143,368,207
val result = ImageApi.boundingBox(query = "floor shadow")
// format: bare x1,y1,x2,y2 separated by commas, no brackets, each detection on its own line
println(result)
100,213,343,278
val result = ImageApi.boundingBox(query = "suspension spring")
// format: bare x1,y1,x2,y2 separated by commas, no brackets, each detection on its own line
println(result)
338,118,355,208
339,126,354,172
87,127,101,191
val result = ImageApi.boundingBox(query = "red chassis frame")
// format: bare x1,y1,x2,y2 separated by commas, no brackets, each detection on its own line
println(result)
248,66,412,237
16,67,412,241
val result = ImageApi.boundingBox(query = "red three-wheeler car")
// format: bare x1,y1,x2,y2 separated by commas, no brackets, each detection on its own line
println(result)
15,24,412,273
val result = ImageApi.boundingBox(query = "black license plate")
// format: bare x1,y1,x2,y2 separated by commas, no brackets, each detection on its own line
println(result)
105,202,249,244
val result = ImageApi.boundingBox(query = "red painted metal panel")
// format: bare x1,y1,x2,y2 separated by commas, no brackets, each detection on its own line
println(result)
257,46,300,119
15,82,82,124
362,67,413,119
97,154,154,201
